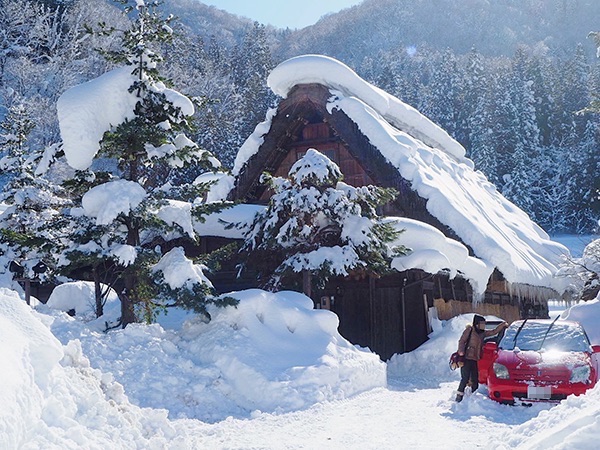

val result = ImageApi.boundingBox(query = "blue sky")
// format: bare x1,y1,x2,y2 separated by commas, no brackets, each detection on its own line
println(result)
201,0,364,29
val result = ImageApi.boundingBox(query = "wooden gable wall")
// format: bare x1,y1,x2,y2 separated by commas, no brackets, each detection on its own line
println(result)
234,83,461,243
260,122,376,202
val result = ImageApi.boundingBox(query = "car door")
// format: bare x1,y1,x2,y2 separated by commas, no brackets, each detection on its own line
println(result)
478,341,498,384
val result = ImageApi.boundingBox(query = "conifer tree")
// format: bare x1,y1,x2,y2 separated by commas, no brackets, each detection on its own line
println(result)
468,78,500,185
58,0,233,326
0,99,69,282
565,121,600,232
530,145,572,233
460,47,487,151
232,22,275,146
238,149,407,296
420,49,460,139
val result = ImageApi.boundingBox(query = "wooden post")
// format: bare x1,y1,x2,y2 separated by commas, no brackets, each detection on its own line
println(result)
14,278,32,305
302,271,312,299
423,294,431,334
24,279,31,306
369,275,376,352
401,278,407,354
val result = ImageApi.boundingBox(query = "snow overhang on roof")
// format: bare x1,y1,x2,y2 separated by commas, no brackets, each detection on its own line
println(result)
230,54,570,293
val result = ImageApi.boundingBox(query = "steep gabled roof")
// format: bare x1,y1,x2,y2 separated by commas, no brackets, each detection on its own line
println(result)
227,55,569,294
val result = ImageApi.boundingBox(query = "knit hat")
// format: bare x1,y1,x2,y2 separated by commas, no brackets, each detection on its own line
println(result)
472,314,486,327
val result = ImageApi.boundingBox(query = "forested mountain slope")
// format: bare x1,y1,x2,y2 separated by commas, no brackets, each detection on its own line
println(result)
1,0,598,233
274,0,600,62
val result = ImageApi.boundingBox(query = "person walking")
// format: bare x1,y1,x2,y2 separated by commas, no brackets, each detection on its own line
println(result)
455,314,508,402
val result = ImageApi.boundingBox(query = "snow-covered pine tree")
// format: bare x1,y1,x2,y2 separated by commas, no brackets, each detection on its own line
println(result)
0,100,33,166
460,47,487,152
500,49,541,210
463,49,505,186
564,121,600,232
564,43,592,117
0,99,70,285
238,149,407,296
420,49,460,139
58,0,233,326
529,145,572,233
231,22,275,153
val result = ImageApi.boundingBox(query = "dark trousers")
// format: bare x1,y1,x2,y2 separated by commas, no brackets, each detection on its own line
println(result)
458,359,479,393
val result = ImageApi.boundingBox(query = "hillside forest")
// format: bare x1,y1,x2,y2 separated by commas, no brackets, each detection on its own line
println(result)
1,0,599,234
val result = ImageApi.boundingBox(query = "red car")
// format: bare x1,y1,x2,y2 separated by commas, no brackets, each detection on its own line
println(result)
479,319,600,404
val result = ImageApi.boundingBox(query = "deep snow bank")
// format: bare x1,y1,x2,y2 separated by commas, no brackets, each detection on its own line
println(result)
0,288,179,448
46,280,121,331
45,288,386,422
387,314,473,382
499,384,600,449
561,297,600,344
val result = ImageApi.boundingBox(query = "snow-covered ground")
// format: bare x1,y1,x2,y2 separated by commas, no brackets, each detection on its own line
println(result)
3,281,600,449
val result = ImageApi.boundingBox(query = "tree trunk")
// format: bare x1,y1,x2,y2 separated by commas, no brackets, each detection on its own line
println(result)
93,267,104,318
119,215,140,327
119,274,137,327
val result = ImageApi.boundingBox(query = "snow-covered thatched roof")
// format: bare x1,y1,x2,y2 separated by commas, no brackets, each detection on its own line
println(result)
224,55,570,295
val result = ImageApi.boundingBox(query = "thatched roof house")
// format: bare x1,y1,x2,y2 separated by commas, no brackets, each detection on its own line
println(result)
204,55,569,358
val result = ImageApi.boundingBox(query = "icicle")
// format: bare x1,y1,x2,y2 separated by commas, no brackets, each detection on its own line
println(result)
507,282,558,303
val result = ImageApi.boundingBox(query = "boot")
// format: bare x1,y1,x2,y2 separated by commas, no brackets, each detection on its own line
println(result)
455,391,464,403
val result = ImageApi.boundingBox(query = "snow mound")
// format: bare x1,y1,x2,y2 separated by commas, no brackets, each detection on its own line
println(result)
58,66,194,171
387,314,474,381
561,298,600,344
500,384,600,449
184,289,386,415
45,281,121,331
46,288,385,422
0,288,178,448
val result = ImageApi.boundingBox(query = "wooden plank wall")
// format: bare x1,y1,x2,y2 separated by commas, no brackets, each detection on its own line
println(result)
433,298,521,323
326,275,430,360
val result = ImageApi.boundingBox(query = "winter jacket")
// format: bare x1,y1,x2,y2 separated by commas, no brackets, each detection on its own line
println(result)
458,323,506,361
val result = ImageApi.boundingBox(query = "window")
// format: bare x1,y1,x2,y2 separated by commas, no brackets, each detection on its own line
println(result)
296,148,337,162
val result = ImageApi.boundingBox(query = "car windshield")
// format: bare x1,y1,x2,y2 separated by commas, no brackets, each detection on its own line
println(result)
500,321,590,352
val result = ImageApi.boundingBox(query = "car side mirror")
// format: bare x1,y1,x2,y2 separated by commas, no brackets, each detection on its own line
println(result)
591,345,600,353
484,342,498,351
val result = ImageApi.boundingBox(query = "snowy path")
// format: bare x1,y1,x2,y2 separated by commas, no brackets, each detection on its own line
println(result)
175,379,547,449
28,295,581,449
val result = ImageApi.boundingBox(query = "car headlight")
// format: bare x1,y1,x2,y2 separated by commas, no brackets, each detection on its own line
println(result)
570,365,591,383
493,363,510,380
